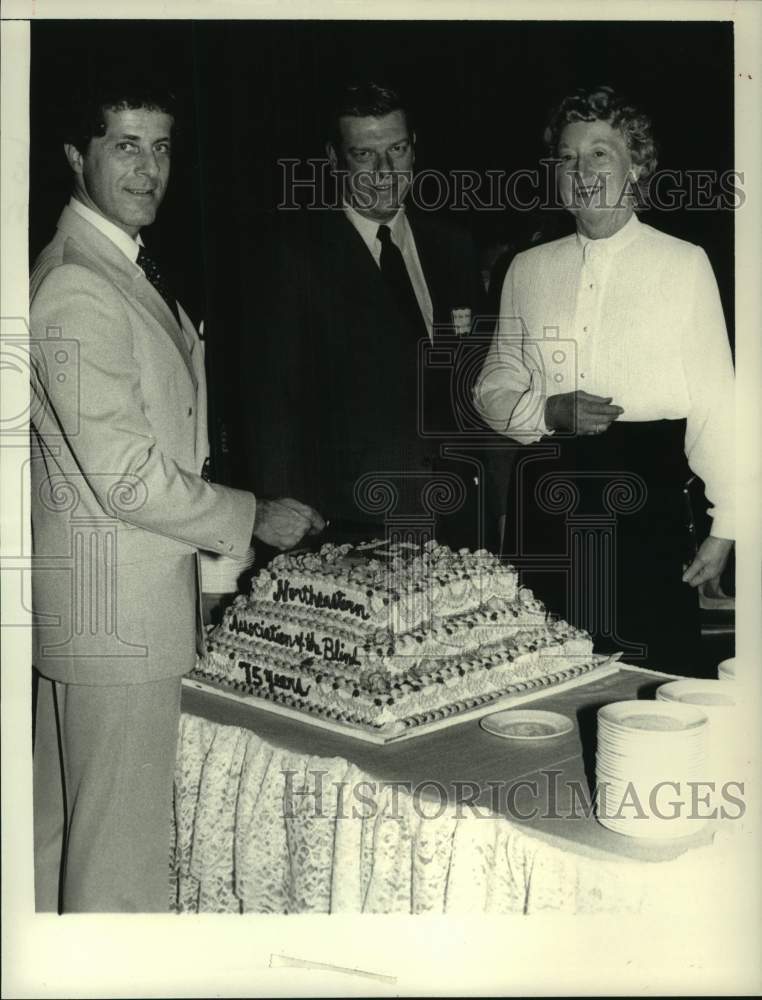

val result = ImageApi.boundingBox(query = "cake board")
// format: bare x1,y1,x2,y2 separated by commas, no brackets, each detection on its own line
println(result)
182,654,622,745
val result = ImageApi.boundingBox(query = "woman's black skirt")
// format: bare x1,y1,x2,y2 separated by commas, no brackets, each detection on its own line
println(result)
503,419,702,674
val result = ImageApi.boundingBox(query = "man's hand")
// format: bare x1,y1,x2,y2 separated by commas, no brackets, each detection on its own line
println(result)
545,390,624,435
252,497,325,551
682,535,733,589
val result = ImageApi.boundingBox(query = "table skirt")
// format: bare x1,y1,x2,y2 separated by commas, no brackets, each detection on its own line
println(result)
170,713,732,915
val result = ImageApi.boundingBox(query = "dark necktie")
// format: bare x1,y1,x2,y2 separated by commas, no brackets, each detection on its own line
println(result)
377,224,427,337
137,246,181,327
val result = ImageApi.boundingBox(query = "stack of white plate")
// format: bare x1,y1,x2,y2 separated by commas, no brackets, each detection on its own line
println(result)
657,679,738,794
595,700,709,839
717,657,736,681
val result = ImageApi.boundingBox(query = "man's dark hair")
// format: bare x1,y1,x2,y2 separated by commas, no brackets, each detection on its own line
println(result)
326,81,413,148
63,79,178,155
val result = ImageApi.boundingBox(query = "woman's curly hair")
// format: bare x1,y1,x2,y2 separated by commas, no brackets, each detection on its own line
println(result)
543,86,658,181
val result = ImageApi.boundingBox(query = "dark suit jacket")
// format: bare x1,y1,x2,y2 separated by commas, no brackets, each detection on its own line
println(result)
239,208,499,546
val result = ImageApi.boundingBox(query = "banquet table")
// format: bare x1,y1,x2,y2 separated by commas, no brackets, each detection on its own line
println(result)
171,665,736,914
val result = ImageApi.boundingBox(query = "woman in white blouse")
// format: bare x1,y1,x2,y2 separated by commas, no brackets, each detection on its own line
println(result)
475,86,734,673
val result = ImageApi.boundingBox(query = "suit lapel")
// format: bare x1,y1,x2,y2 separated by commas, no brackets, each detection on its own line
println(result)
130,276,197,389
56,206,197,390
407,214,447,334
409,213,485,343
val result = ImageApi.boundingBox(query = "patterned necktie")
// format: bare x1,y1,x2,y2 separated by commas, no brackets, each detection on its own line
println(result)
137,246,181,327
377,224,427,337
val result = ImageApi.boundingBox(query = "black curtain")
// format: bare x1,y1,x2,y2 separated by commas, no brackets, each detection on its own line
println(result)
30,19,735,486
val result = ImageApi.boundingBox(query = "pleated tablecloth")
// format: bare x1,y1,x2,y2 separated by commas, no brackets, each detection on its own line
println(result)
171,667,742,914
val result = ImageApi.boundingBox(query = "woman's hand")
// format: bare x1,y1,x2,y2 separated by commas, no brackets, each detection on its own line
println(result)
544,390,624,435
682,536,733,588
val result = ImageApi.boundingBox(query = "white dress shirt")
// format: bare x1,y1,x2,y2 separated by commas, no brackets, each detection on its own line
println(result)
69,197,143,264
343,202,434,340
71,195,204,337
474,214,735,538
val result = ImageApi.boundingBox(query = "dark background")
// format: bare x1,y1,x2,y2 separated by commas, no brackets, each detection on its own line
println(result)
30,19,735,484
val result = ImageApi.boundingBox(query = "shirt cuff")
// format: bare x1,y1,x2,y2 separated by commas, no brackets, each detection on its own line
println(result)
515,371,553,441
708,508,734,541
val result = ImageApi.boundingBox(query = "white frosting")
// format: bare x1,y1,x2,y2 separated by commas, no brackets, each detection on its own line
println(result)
194,540,595,733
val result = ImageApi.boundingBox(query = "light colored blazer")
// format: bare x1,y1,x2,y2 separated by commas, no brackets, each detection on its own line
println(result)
30,205,255,685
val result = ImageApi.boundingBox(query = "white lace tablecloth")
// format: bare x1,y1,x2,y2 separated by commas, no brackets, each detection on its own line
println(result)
170,712,732,914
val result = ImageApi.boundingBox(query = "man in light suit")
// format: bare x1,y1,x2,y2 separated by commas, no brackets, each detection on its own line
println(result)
240,82,498,550
30,81,323,912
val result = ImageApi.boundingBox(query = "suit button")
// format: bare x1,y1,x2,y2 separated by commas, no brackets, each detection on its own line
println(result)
188,407,193,416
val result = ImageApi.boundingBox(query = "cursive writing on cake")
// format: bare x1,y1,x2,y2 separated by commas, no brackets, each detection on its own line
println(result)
227,613,360,667
273,578,371,620
239,660,312,697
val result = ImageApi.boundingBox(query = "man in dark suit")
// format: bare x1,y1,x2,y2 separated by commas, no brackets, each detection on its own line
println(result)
242,82,493,549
